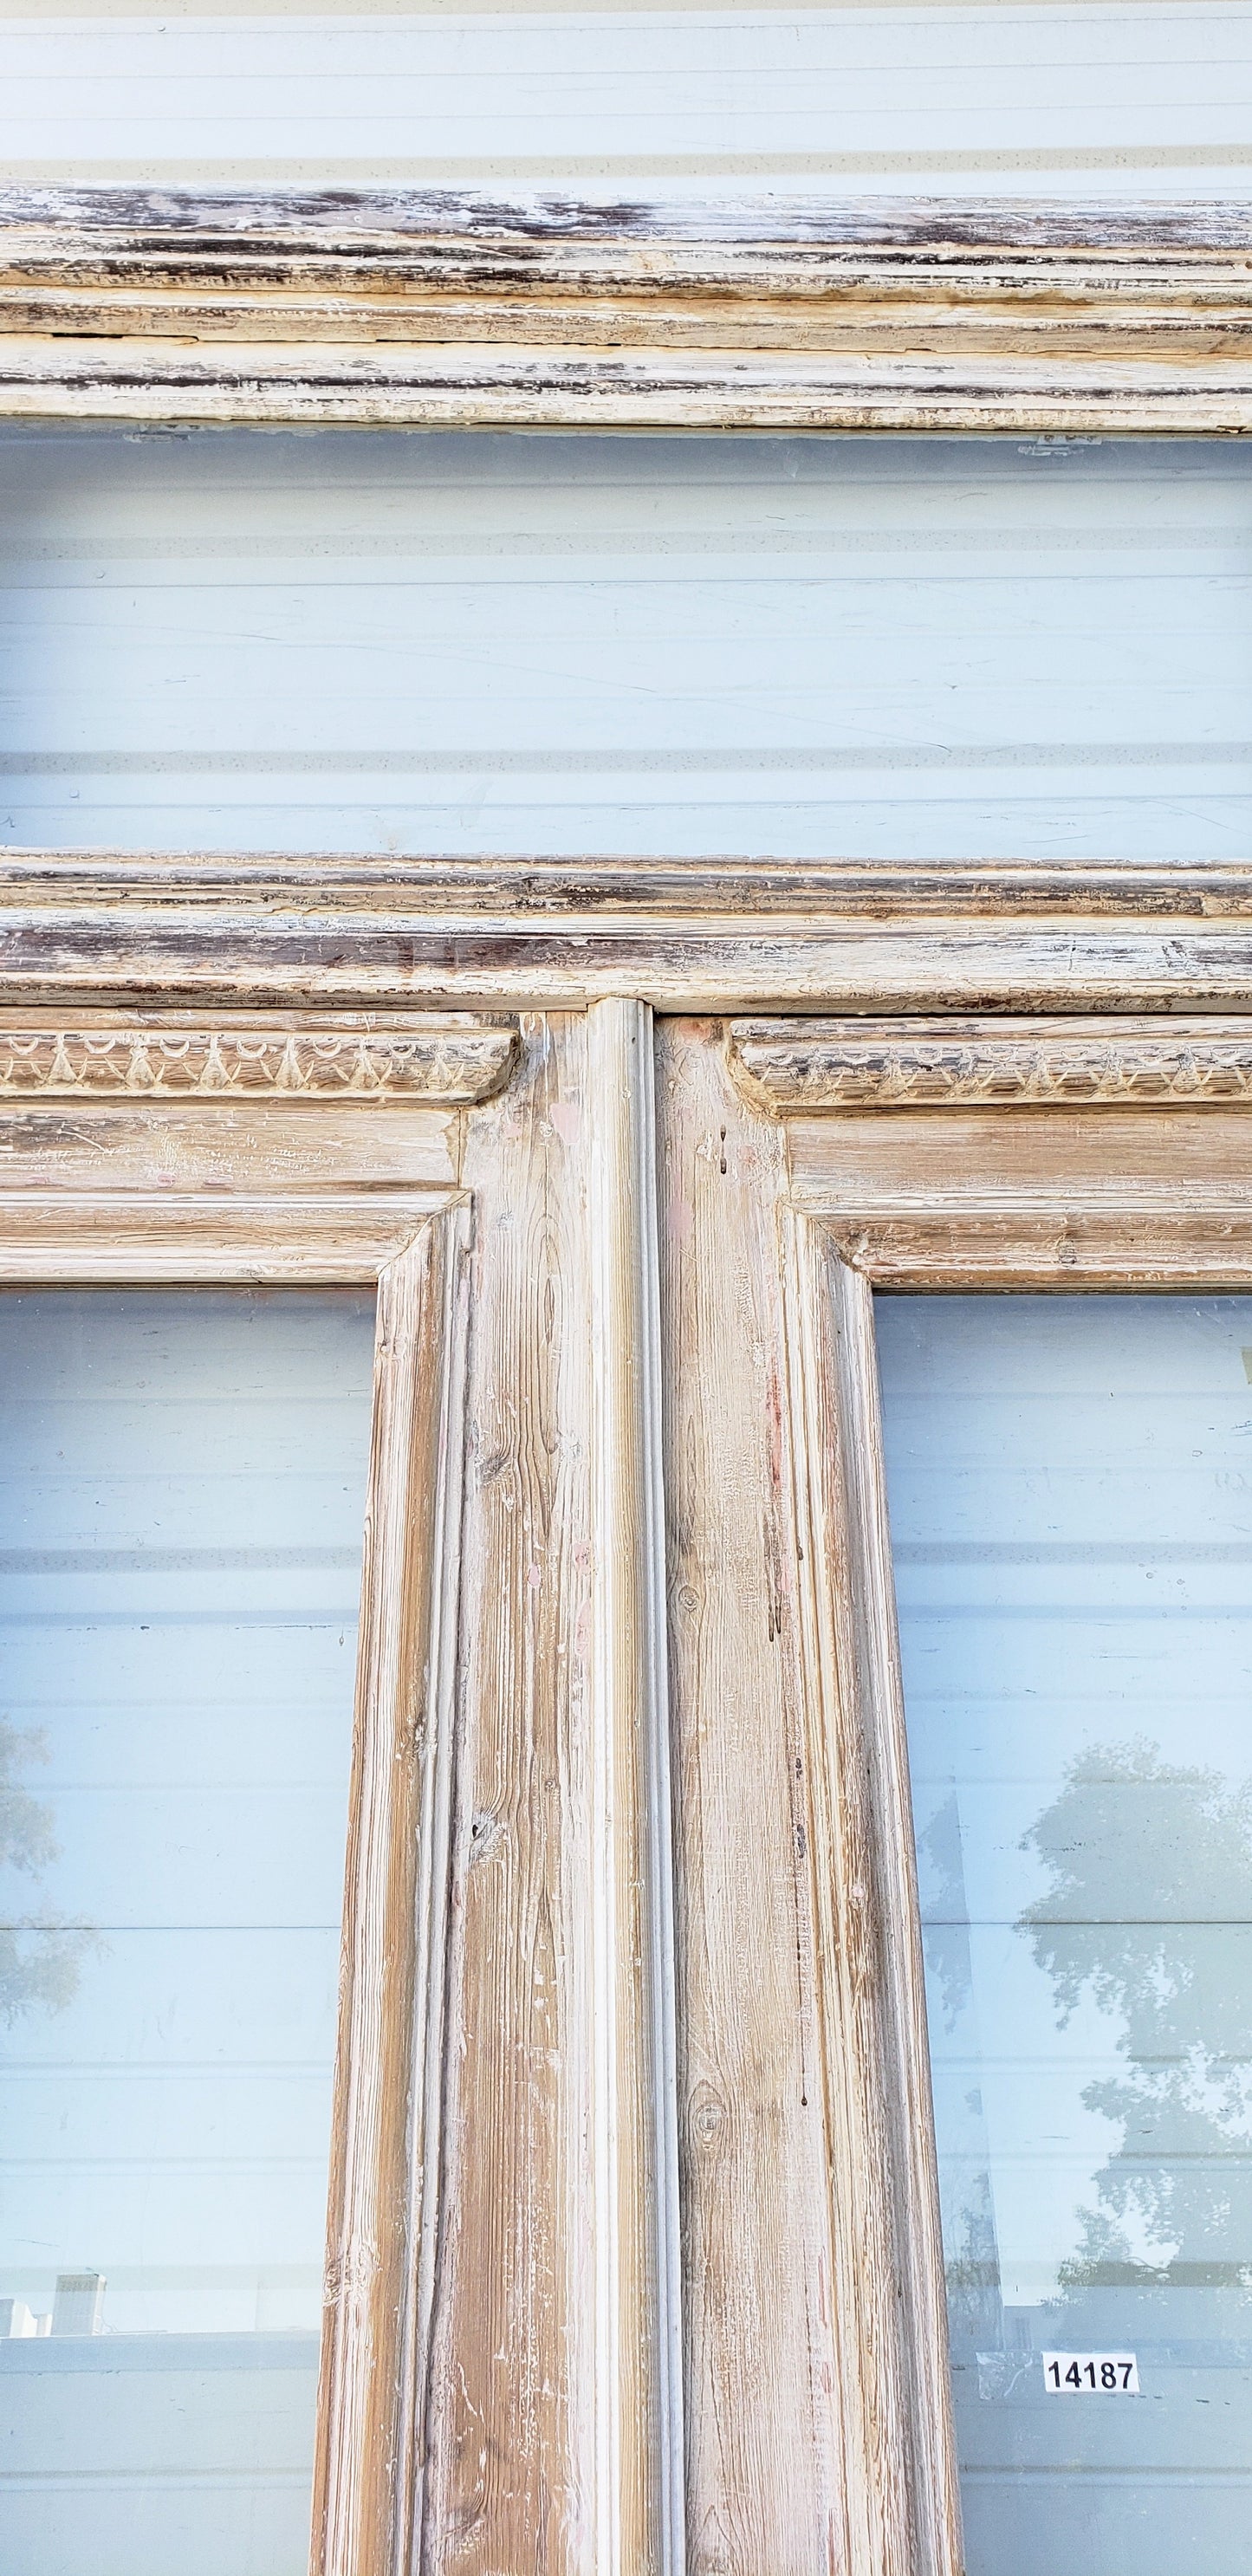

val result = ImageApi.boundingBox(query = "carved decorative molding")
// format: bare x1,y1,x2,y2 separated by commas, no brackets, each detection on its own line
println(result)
730,1015,1252,1112
0,1022,517,1103
2,190,1251,431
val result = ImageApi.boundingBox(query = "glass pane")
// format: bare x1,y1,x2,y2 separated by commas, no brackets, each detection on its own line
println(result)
877,1294,1252,2576
0,1289,376,2576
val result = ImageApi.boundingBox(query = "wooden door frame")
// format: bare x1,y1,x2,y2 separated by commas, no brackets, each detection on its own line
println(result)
0,1000,679,2576
2,187,1249,2555
3,900,1252,2570
732,1013,1252,2573
647,991,1252,2573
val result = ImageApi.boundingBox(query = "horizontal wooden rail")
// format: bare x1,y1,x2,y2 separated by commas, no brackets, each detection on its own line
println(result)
6,858,1252,1014
3,190,1252,430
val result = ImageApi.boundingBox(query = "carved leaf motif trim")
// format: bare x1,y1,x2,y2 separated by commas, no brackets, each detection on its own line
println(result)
730,1016,1252,1111
0,1026,517,1103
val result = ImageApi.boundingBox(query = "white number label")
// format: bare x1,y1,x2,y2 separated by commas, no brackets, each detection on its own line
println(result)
1042,2352,1139,2394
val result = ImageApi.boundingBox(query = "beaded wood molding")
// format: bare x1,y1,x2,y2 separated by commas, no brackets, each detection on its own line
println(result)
0,1022,517,1101
730,1016,1252,1112
3,190,1252,431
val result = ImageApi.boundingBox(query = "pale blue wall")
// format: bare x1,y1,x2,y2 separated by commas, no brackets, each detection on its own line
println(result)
4,3,1251,197
2,428,1248,859
3,2,1249,863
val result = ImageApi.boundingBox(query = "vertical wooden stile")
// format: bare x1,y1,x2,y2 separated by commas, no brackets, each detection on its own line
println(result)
782,1217,963,2576
586,997,684,2576
312,1204,472,2576
657,1019,846,2573
420,1015,598,2571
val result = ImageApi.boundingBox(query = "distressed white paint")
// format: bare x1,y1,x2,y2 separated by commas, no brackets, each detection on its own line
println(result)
0,4,1249,193
1,427,1249,861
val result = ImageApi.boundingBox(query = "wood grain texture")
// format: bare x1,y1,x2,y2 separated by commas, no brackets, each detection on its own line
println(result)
315,1207,472,2576
11,855,1252,920
827,1212,1252,1288
3,190,1252,429
731,1014,1252,1111
0,1120,476,2572
420,1013,598,2573
0,1190,449,1281
787,1104,1252,1285
781,1219,961,2576
656,1018,844,2574
0,1022,516,1101
10,857,1252,1015
11,854,1252,918
399,1007,684,2573
0,994,687,2569
12,918,1252,2560
0,1103,457,1193
586,1000,684,2576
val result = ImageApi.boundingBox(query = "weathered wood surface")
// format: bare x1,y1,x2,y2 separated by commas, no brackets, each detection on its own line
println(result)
0,1005,681,2569
782,1221,962,2576
10,957,1252,2564
657,1019,844,2573
8,858,1252,1013
422,1013,595,2569
827,1210,1252,1288
0,1022,516,1100
315,1210,470,2576
586,1000,684,2576
0,1012,523,1200
9,187,1252,268
786,1106,1252,1287
0,1106,476,2564
732,1014,1252,1111
6,347,1252,433
0,1104,457,1194
0,1191,448,1282
3,190,1251,427
424,1008,680,2574
10,855,1252,918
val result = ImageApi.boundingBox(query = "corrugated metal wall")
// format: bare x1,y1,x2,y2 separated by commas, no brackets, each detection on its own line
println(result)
5,4,1252,195
2,428,1249,858
3,2,1249,862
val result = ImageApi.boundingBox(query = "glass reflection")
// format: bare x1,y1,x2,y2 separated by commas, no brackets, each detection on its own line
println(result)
0,1290,375,2576
877,1295,1252,2575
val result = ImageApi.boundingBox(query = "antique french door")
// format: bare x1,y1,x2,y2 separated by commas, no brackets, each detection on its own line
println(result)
5,942,1252,2576
660,1007,1252,2576
3,881,1252,2576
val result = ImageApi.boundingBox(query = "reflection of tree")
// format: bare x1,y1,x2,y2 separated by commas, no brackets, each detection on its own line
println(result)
918,1792,1005,2349
921,1789,975,2033
0,1720,98,2022
943,2168,1003,2358
1020,1738,1252,2314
